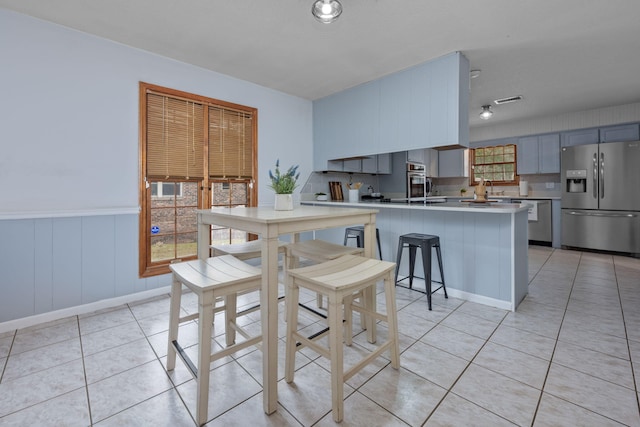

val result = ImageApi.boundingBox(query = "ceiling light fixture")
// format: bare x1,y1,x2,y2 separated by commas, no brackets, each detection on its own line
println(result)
312,0,343,24
479,105,494,120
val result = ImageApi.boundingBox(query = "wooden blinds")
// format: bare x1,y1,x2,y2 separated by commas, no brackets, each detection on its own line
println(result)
146,93,205,179
209,106,254,178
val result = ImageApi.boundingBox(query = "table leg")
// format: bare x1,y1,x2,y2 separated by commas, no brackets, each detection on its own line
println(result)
197,214,210,260
261,235,280,414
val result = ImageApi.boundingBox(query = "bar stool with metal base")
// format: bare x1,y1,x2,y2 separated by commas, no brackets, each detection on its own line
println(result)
166,255,263,426
284,255,400,422
343,225,383,259
394,233,448,310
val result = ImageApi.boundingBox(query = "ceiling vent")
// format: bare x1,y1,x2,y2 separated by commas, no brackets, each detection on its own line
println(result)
494,95,523,105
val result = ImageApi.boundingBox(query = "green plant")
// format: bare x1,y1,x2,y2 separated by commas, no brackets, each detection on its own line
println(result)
314,192,326,196
460,188,467,196
268,159,300,194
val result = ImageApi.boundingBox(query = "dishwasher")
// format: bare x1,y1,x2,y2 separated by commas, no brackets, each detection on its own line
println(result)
512,199,552,243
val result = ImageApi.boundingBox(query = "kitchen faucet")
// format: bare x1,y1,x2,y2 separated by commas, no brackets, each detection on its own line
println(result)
485,179,494,195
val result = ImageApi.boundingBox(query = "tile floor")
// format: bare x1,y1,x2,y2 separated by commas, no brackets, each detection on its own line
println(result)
1,246,639,426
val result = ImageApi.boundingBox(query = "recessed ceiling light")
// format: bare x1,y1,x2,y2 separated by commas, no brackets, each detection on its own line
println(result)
312,0,343,24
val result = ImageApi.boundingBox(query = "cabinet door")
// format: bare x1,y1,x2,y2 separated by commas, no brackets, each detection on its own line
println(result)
407,149,425,163
327,160,343,171
517,136,539,175
438,149,468,177
361,157,378,173
561,128,599,147
342,159,362,172
425,148,439,177
600,124,640,143
376,153,392,174
538,134,560,173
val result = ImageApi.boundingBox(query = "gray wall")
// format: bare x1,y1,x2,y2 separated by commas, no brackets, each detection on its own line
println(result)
0,9,313,325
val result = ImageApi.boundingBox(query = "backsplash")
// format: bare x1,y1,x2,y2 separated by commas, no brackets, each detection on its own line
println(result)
433,174,561,198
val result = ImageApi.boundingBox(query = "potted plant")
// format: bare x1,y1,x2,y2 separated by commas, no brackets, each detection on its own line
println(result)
268,159,299,210
460,188,467,197
315,192,328,201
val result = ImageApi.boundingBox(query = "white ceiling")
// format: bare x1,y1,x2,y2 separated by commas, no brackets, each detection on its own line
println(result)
2,0,640,128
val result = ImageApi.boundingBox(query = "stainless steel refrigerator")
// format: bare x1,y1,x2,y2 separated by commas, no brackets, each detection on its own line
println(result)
561,140,640,256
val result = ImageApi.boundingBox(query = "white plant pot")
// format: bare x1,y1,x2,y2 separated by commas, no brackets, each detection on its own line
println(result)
316,195,328,201
274,193,294,211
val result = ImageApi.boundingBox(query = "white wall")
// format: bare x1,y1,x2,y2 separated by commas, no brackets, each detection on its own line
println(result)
0,8,313,218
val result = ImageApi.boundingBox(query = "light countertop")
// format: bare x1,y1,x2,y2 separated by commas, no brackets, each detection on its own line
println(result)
302,200,530,214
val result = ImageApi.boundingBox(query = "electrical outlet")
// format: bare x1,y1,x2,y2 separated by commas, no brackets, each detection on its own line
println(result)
545,182,555,189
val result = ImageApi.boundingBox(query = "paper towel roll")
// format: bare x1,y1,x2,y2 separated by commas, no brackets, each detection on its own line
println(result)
519,181,529,196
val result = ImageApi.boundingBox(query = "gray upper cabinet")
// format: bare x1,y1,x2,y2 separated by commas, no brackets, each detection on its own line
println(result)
599,124,639,143
539,134,561,173
517,134,559,174
560,128,599,147
313,52,469,171
361,155,392,174
376,153,392,174
342,159,362,172
407,149,438,176
361,157,378,173
438,149,469,177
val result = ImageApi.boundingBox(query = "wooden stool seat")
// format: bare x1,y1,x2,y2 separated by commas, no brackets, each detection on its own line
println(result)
285,239,363,262
285,239,364,310
284,255,400,422
166,255,263,426
211,239,286,260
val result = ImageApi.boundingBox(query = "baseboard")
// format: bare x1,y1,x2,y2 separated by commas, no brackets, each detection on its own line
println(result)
443,288,515,312
0,286,171,334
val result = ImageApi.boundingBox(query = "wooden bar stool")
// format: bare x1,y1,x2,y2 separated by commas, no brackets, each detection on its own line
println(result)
395,233,448,310
166,255,263,426
285,239,364,311
343,225,383,260
284,255,400,422
211,239,286,260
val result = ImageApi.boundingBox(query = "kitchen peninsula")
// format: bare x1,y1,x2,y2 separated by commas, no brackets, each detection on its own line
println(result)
302,200,530,311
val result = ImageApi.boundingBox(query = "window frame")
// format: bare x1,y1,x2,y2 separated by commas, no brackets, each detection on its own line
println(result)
139,82,258,277
469,144,520,186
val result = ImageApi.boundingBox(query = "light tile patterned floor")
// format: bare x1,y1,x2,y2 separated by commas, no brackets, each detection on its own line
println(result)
1,246,639,426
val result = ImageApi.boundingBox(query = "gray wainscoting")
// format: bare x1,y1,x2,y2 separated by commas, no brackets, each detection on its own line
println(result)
0,214,170,323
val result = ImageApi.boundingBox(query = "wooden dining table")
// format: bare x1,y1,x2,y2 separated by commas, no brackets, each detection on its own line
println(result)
197,205,379,415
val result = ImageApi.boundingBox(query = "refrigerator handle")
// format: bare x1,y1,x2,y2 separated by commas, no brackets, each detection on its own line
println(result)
592,153,598,199
600,152,605,199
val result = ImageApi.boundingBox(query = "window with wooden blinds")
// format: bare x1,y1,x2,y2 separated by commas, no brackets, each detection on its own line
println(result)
146,94,205,179
209,107,254,178
139,82,258,278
